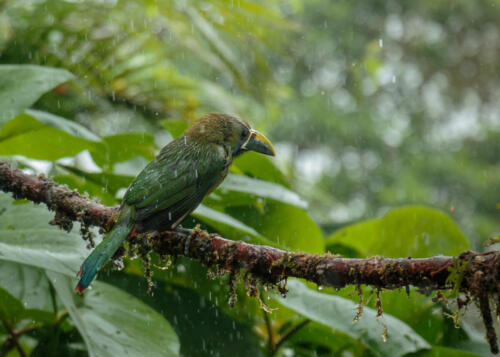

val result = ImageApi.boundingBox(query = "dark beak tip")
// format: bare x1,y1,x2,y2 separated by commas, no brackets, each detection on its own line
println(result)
246,130,276,157
252,142,275,157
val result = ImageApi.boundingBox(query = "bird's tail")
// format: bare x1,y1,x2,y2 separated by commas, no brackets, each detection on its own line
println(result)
75,222,132,294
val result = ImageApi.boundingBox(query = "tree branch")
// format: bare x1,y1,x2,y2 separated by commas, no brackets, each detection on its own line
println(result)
263,310,274,357
1,162,499,353
0,318,26,357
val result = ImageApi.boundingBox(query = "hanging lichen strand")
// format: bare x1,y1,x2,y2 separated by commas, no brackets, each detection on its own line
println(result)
1,161,499,354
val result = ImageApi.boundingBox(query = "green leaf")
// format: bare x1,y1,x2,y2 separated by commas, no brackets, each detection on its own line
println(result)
206,174,313,252
0,192,88,275
192,204,272,245
233,151,289,187
276,280,430,357
0,262,58,326
334,286,449,346
0,194,179,356
92,133,156,168
226,202,324,253
55,165,134,205
0,285,24,326
0,282,53,327
330,282,454,347
0,261,55,312
0,65,74,125
186,7,244,80
371,289,442,344
219,174,306,208
161,118,190,139
103,273,264,357
26,109,101,142
61,167,133,194
287,321,367,355
53,173,119,206
48,272,180,357
326,205,470,257
0,114,99,161
454,341,497,357
408,346,482,357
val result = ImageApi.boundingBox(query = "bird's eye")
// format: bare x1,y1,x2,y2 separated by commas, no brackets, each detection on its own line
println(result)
241,130,248,139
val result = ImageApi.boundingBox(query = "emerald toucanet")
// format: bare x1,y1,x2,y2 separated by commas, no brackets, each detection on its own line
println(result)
76,113,275,293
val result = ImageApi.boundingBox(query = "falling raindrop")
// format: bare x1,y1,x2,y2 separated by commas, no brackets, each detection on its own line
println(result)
379,38,383,47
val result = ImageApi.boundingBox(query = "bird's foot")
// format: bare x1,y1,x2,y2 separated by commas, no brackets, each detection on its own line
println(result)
174,226,194,255
174,225,193,235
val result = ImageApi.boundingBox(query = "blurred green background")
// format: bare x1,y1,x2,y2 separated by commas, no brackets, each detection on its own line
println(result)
0,0,498,356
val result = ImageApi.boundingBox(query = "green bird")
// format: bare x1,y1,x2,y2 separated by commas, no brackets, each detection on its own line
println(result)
75,113,275,294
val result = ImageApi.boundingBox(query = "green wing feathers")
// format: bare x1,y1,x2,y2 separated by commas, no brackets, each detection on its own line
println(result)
76,137,228,293
125,138,228,231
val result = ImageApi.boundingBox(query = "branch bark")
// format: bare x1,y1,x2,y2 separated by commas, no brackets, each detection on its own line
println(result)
1,162,499,353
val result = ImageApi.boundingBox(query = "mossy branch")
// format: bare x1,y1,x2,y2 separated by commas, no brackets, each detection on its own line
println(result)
1,161,499,353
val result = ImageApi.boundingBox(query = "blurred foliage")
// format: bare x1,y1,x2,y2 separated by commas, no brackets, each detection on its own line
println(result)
0,0,498,356
268,0,500,250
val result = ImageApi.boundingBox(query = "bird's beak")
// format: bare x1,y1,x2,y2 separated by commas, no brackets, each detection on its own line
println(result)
242,129,276,156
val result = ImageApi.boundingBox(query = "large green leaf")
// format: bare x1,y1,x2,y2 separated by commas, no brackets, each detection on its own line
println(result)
276,280,430,357
54,166,134,205
0,114,99,161
219,174,306,208
233,151,289,187
0,285,24,326
0,65,74,125
48,272,180,357
226,202,324,253
0,194,179,356
92,133,156,168
367,289,441,345
123,253,266,332
408,346,482,357
53,173,120,206
208,174,322,252
193,204,272,245
287,321,367,355
0,193,88,275
0,261,55,312
334,286,450,346
103,272,264,357
327,206,470,257
0,283,53,327
26,109,101,142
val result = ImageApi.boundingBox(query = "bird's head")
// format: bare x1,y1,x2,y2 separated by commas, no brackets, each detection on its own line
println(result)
185,113,275,157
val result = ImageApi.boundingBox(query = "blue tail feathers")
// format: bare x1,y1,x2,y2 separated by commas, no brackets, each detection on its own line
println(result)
75,223,132,294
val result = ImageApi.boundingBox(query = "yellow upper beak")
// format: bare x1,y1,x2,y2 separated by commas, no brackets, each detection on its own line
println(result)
242,129,276,156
